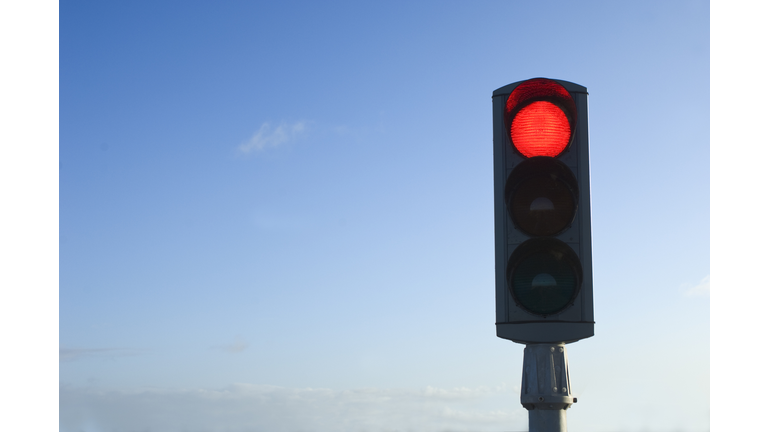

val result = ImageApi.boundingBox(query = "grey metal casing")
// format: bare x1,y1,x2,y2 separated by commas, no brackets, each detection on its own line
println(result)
492,79,594,344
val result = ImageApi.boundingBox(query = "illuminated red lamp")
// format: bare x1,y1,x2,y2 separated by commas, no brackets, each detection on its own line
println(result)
504,78,577,158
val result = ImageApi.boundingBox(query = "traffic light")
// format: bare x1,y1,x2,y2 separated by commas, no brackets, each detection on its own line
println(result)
492,78,594,344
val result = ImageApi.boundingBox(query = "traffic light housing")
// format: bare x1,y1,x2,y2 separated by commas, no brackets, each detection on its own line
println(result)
493,78,594,344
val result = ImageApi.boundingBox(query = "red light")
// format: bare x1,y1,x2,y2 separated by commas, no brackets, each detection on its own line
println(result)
504,78,577,158
510,101,571,158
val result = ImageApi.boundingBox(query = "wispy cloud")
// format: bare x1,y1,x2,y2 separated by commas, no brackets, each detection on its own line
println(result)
60,347,145,362
59,383,524,432
682,274,710,297
238,121,306,154
212,339,248,353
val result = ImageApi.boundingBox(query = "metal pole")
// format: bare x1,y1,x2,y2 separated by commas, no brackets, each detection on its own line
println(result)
521,343,576,432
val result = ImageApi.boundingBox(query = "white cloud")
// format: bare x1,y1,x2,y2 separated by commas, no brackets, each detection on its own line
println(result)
683,274,710,297
238,121,306,154
59,383,525,432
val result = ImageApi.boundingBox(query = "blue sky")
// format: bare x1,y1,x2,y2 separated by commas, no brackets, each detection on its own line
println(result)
54,1,710,431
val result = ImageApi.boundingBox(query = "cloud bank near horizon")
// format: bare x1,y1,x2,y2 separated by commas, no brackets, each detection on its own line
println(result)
60,383,524,432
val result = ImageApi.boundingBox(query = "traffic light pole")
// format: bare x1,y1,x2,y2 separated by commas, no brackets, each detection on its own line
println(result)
521,343,575,432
